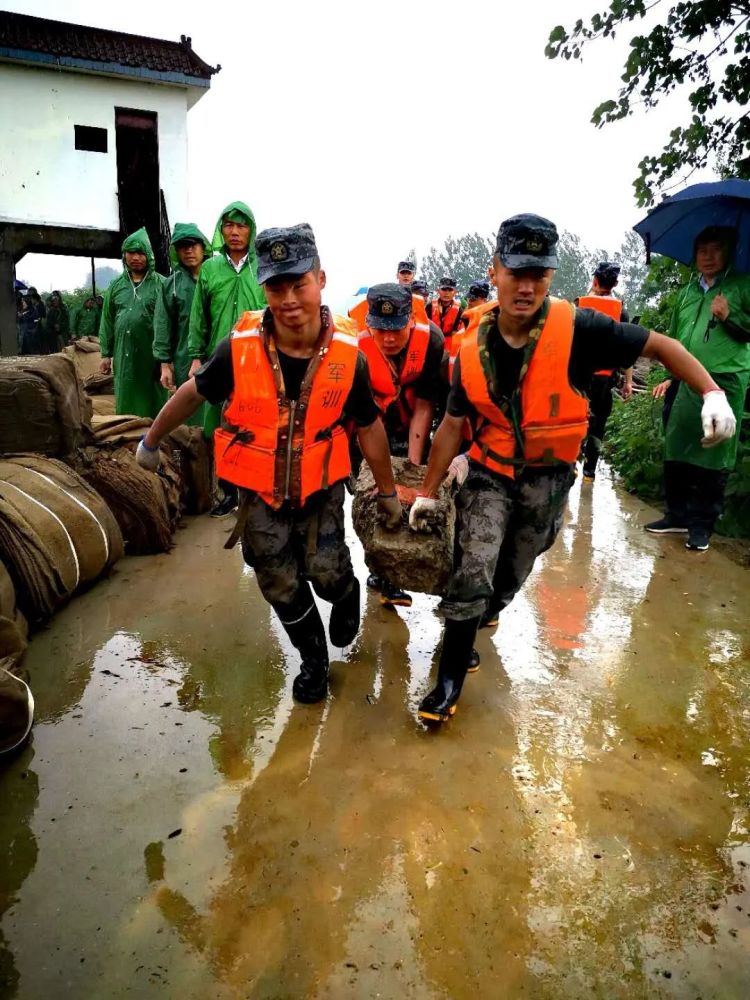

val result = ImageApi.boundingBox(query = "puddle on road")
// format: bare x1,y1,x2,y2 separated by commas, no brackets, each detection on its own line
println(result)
1,473,748,998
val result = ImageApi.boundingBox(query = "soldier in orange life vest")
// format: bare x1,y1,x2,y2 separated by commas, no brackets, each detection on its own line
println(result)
577,261,634,482
408,213,736,724
358,283,445,608
427,276,465,351
136,224,402,705
466,280,491,311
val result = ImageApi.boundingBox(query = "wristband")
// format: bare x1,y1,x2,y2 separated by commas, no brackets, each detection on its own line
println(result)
139,435,159,452
377,491,397,499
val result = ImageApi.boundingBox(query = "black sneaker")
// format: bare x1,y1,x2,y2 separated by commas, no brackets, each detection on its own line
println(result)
686,528,710,551
380,580,412,608
366,573,382,591
209,494,238,518
479,608,499,629
467,648,480,674
644,517,688,534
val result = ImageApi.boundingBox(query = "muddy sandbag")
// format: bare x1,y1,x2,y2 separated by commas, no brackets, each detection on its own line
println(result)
351,457,455,595
91,395,116,416
164,426,214,515
0,561,27,665
78,445,180,554
0,354,91,457
0,659,34,755
83,370,114,395
91,414,152,445
62,336,102,383
0,455,123,622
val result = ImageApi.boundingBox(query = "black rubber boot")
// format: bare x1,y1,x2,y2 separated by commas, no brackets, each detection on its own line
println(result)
418,617,480,723
329,578,361,647
479,607,499,629
275,592,329,704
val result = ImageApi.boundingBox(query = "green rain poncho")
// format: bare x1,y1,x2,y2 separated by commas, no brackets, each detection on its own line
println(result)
100,228,166,418
153,222,211,427
187,201,266,437
72,302,99,339
665,269,750,470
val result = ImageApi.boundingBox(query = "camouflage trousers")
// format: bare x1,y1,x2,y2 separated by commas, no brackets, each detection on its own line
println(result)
239,482,355,612
441,464,576,622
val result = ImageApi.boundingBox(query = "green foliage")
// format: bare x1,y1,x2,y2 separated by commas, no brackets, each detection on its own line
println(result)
550,231,595,300
717,409,750,536
637,255,693,330
419,232,494,295
546,1,750,205
603,369,666,501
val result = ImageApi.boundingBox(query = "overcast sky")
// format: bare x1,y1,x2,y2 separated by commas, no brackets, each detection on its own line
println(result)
11,0,703,304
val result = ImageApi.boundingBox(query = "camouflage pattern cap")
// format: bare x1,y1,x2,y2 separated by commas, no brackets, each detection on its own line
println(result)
256,223,318,284
468,280,490,299
496,213,559,270
398,260,416,273
366,282,412,331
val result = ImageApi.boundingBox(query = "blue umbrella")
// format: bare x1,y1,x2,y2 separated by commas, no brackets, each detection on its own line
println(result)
633,178,750,272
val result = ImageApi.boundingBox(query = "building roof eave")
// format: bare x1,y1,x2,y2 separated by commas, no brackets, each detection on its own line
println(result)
0,48,211,89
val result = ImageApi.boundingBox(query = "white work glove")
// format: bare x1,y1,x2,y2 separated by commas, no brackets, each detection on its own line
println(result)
444,454,469,489
701,390,736,447
409,495,439,532
136,436,161,471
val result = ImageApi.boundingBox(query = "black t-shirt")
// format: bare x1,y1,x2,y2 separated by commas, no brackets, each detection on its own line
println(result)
194,335,381,428
447,304,648,418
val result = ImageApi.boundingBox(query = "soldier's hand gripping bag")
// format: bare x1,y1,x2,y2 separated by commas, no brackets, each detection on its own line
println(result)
351,457,455,596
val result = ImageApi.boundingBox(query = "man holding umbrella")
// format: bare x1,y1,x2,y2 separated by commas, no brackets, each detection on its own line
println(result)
647,225,750,550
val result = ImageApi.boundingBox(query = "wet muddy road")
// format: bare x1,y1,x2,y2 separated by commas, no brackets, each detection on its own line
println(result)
1,472,749,999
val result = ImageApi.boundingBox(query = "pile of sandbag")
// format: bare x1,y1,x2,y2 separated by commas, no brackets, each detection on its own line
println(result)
0,455,123,623
0,355,91,457
62,336,102,383
352,457,455,595
90,414,152,445
164,426,214,515
0,560,27,666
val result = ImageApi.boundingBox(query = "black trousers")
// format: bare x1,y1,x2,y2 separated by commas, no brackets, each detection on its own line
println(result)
663,460,729,534
582,374,615,475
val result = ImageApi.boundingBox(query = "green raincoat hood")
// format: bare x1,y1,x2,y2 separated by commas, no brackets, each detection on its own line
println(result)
121,227,155,273
168,222,211,270
212,200,257,258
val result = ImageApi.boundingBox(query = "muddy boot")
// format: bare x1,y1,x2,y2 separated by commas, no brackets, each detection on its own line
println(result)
329,578,361,647
380,579,413,608
418,617,480,723
275,595,329,704
0,666,34,755
467,648,480,674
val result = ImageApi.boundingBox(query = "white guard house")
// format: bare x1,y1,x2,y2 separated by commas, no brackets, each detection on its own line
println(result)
0,11,219,355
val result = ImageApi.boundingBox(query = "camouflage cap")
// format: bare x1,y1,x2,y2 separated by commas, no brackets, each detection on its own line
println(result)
438,275,457,290
467,280,490,299
398,259,416,273
366,282,412,331
256,223,318,284
593,260,621,285
411,279,428,297
496,213,559,270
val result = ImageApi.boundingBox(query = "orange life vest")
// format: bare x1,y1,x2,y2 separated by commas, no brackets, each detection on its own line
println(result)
358,320,430,426
214,310,358,508
459,298,589,479
348,297,368,332
429,298,463,349
577,294,623,377
448,300,496,382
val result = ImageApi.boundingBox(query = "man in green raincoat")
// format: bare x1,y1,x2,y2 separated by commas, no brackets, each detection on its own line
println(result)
153,223,211,427
648,225,750,551
71,296,99,339
99,228,166,418
187,201,266,517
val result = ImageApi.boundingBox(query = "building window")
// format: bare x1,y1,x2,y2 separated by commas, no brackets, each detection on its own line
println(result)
75,125,108,153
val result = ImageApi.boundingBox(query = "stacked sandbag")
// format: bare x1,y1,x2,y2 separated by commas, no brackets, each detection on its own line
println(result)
0,455,123,623
76,439,182,555
0,355,91,457
352,457,455,596
83,370,114,395
0,560,27,666
90,414,152,445
62,336,102,383
91,396,116,416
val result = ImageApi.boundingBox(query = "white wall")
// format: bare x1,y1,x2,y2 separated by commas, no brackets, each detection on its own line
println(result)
0,62,191,231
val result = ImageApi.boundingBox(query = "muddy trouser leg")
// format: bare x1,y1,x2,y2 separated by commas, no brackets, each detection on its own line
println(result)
583,375,613,476
682,464,730,536
240,491,328,651
486,468,575,618
295,483,356,605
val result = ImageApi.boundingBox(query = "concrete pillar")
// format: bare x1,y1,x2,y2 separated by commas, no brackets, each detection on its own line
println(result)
0,252,17,357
